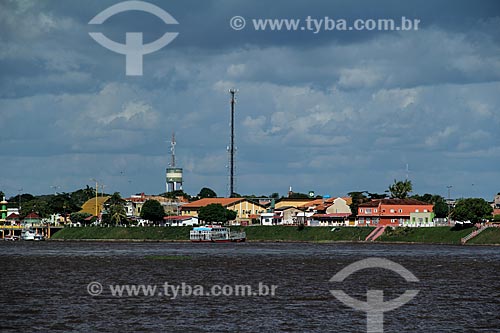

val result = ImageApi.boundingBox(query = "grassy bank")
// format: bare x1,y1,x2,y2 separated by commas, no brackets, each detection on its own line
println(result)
467,227,500,245
243,226,373,242
51,226,192,240
51,226,373,242
51,225,500,244
376,226,473,244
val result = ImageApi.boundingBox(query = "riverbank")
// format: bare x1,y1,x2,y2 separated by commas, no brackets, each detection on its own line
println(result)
50,226,500,244
50,226,373,242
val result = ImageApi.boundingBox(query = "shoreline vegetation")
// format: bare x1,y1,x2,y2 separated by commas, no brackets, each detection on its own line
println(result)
49,226,500,245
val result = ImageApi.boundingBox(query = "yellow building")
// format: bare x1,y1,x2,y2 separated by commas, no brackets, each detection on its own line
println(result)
181,198,267,222
80,196,110,216
274,198,315,209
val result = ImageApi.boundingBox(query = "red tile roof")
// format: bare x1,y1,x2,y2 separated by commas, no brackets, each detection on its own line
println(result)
25,212,40,219
298,196,352,209
181,198,245,209
163,215,192,220
312,213,350,218
6,213,20,219
359,198,429,207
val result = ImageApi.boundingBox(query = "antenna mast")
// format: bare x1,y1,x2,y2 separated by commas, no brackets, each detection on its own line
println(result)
229,89,237,198
170,132,176,168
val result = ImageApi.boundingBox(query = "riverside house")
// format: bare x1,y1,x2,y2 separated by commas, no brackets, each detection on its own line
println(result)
358,198,434,227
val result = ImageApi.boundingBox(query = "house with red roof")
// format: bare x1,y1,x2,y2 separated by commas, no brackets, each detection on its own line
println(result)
23,212,41,226
6,213,20,225
297,197,353,226
358,199,434,227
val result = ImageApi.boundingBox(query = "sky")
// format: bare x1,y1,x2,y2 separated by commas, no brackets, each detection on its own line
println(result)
1,0,499,200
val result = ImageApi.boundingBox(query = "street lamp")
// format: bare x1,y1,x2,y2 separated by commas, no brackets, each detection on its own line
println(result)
446,185,453,225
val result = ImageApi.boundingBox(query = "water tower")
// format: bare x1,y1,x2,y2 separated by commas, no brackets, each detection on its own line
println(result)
166,132,183,192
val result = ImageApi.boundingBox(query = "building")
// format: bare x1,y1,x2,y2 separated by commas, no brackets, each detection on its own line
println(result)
163,215,198,226
0,197,7,223
80,196,111,216
274,198,315,209
406,212,435,227
358,199,433,227
23,212,41,227
181,198,267,224
260,212,282,225
6,213,20,225
273,206,304,225
124,193,187,217
297,197,353,226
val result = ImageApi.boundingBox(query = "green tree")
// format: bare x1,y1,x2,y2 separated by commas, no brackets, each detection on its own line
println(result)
451,198,493,223
104,192,128,225
288,192,310,199
48,193,80,215
388,179,413,199
198,187,217,198
7,194,34,209
366,192,388,199
140,199,165,223
411,193,448,218
269,192,280,199
108,204,128,225
20,198,51,218
70,212,93,224
70,186,96,207
198,203,236,224
161,190,191,200
348,191,370,218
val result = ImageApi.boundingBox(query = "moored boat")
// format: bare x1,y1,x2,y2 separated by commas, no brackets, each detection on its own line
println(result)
190,225,246,242
21,229,36,241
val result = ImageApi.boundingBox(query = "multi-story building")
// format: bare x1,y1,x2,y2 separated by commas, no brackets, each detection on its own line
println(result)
124,193,187,217
299,197,353,226
358,198,433,227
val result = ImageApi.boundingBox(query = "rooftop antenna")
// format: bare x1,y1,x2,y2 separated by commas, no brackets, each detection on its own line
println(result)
406,163,410,180
170,132,176,168
166,132,183,193
228,88,238,198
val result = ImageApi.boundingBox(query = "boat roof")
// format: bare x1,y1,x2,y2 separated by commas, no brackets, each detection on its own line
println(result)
193,225,228,231
193,227,212,231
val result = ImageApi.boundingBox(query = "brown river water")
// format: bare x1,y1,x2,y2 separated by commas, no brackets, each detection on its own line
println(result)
1,241,499,332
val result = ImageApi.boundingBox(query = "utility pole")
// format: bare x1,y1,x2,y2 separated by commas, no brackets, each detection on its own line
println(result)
51,185,60,196
229,89,237,198
447,185,453,225
91,179,99,217
18,188,23,212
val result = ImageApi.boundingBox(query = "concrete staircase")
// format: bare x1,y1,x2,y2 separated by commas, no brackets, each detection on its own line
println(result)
365,226,386,241
461,224,493,244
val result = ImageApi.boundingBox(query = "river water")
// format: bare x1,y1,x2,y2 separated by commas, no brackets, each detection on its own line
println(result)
1,241,499,332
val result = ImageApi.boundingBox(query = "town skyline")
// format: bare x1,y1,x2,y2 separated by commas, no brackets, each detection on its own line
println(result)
1,0,499,200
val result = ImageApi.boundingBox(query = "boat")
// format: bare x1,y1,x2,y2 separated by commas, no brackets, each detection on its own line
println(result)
4,235,20,241
21,229,36,241
190,225,246,242
34,234,45,241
